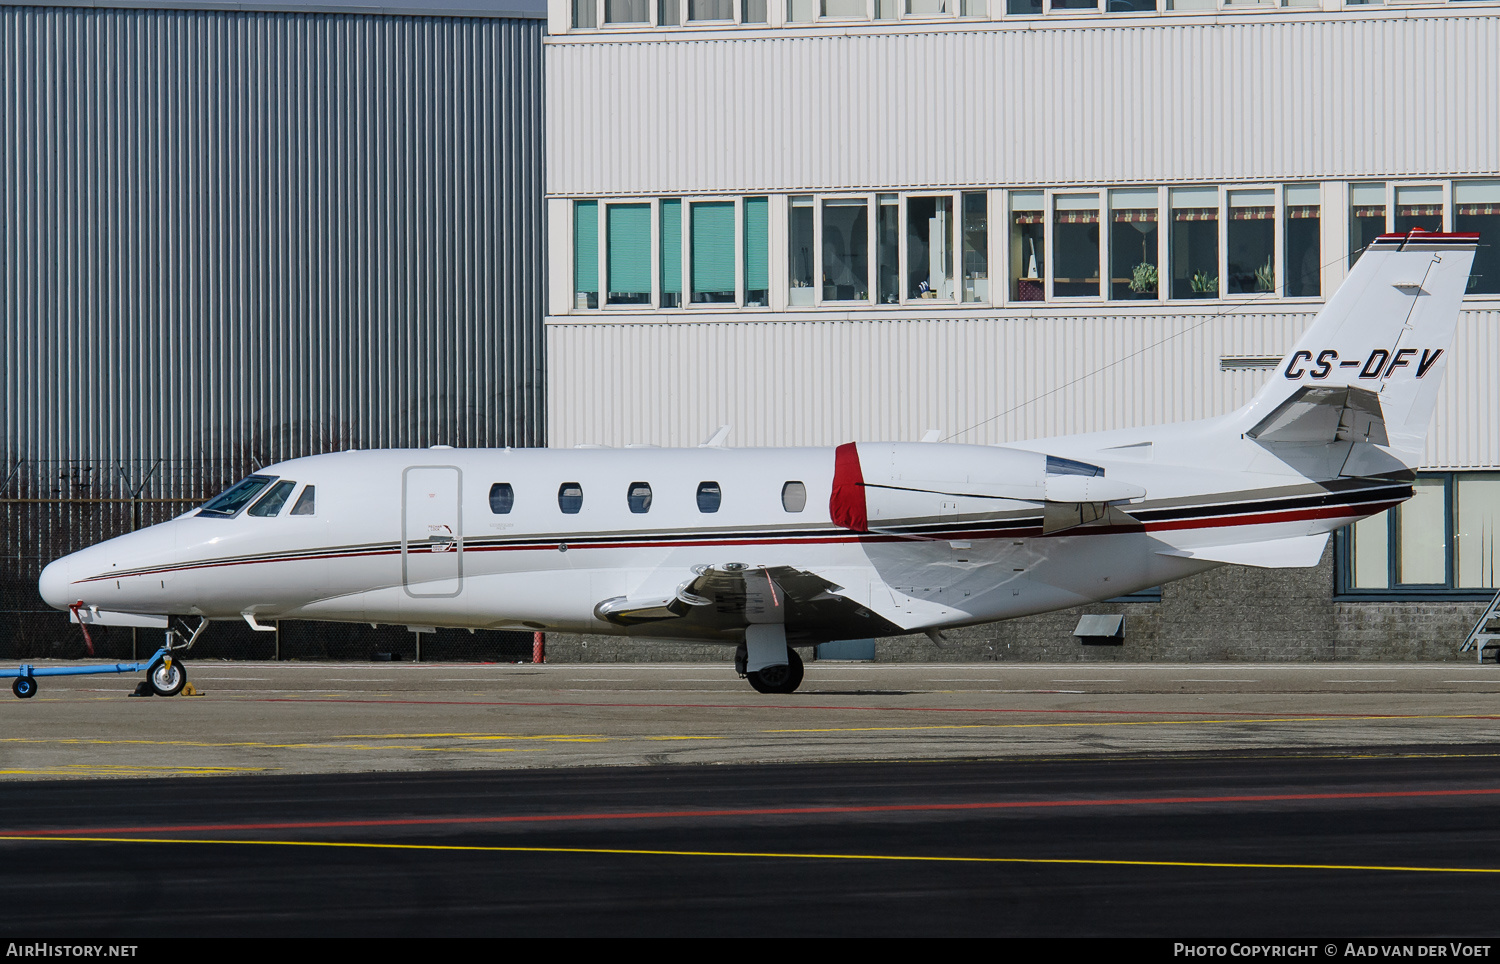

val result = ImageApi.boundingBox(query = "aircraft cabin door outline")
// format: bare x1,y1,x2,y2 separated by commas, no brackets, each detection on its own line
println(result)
402,465,464,598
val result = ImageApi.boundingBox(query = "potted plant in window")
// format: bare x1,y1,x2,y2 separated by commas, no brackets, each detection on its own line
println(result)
1128,262,1158,298
1190,270,1219,296
1255,258,1275,293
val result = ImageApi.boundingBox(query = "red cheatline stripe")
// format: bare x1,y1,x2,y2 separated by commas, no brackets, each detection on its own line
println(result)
1142,500,1401,532
10,788,1500,838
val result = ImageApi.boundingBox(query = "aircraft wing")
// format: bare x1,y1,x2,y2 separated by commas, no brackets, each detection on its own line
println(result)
594,564,904,642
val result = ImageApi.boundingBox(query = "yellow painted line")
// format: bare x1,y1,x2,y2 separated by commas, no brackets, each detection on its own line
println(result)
1,835,1496,875
763,714,1495,734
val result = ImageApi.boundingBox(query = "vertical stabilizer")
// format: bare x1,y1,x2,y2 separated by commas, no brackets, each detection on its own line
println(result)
1237,229,1477,465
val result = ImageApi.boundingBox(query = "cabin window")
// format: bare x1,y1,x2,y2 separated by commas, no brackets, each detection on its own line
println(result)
781,481,807,513
697,482,722,513
627,482,653,513
489,483,515,514
559,483,584,514
197,475,276,518
290,485,316,516
248,480,297,517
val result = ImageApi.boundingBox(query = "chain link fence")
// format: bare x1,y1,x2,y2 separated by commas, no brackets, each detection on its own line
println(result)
1,460,534,662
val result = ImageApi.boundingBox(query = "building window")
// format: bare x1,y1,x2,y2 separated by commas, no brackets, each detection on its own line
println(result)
661,198,683,307
606,0,651,21
908,195,955,301
607,203,652,306
691,201,737,304
574,201,599,310
1053,193,1100,298
1170,186,1219,299
573,0,598,27
688,0,733,17
822,198,870,303
1010,191,1044,302
1110,188,1159,301
961,192,989,303
1339,474,1500,598
1284,184,1321,298
744,196,769,306
1395,184,1444,235
877,194,900,304
1349,182,1386,267
789,196,815,306
1456,181,1500,296
1226,189,1275,295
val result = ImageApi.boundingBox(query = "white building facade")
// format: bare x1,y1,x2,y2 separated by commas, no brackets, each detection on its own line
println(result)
542,0,1500,635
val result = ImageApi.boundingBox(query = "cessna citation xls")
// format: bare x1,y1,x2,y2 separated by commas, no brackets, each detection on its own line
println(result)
39,230,1478,694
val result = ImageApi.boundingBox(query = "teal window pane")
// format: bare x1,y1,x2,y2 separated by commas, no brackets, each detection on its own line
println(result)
660,199,682,305
691,202,736,303
574,201,599,307
744,197,769,303
607,204,651,304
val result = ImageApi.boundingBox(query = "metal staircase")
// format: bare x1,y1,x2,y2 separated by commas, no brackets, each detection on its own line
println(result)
1460,588,1500,663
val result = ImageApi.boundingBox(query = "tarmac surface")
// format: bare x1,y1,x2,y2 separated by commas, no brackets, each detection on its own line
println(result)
3,660,1500,777
4,660,1500,937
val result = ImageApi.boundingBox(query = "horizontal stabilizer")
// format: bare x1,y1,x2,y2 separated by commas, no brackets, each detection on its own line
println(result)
1246,386,1388,446
1157,533,1329,569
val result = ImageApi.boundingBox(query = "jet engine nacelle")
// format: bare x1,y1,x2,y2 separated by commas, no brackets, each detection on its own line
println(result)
829,442,1144,532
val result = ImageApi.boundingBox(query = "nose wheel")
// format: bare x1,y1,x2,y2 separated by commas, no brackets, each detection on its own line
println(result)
147,657,188,697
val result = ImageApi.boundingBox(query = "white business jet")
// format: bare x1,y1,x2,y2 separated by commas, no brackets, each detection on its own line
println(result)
39,230,1477,694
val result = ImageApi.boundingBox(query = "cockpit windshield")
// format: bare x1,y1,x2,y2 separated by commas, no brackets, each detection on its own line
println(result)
247,480,297,517
197,475,277,518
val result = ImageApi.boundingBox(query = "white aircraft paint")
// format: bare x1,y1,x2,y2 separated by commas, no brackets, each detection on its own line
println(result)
38,230,1478,692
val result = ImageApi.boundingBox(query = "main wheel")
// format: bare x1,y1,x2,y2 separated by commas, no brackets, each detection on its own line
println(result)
746,647,805,695
12,677,36,699
147,658,187,697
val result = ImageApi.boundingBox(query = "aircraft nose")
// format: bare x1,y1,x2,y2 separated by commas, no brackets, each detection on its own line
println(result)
38,555,82,611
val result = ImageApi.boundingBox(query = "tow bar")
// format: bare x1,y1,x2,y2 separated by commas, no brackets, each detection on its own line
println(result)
2,647,189,699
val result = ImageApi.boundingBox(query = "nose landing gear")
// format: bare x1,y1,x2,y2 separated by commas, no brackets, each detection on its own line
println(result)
146,655,188,697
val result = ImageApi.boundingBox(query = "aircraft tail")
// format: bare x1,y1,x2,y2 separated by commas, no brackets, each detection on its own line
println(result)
1234,229,1477,467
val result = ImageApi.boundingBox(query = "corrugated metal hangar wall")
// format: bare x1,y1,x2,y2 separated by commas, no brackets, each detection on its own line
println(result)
0,3,546,659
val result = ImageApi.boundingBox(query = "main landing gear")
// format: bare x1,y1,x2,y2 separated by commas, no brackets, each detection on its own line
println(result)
736,644,805,695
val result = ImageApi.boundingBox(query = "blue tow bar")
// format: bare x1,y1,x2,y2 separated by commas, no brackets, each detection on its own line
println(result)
2,647,186,699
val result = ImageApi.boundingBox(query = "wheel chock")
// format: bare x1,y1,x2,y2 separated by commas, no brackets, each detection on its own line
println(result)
128,681,154,697
181,682,202,697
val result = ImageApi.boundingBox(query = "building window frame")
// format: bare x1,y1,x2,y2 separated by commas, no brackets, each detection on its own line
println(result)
1335,473,1500,602
565,180,1491,315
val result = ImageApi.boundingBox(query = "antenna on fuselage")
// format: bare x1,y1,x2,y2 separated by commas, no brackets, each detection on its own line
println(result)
699,425,731,448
